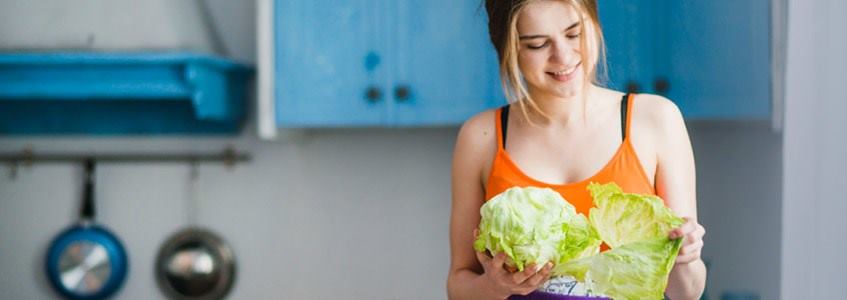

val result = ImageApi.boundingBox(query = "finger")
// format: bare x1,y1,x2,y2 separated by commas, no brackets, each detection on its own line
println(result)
475,250,492,266
677,253,700,264
681,232,697,247
523,263,553,287
676,249,702,264
670,218,697,239
668,219,692,239
541,262,554,279
474,229,480,239
511,263,536,284
680,239,704,255
517,273,550,295
681,225,706,246
492,252,507,269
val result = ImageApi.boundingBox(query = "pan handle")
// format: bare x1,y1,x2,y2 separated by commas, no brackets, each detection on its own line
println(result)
81,158,96,221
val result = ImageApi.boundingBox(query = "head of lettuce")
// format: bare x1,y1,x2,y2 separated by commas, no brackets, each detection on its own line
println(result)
473,186,601,272
474,183,685,300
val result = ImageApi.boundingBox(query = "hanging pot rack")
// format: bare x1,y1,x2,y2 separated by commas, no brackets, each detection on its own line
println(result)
0,145,250,178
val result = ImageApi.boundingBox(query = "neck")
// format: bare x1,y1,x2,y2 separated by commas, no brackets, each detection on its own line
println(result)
523,84,598,126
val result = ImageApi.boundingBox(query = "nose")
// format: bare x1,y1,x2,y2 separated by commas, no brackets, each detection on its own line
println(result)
549,40,575,65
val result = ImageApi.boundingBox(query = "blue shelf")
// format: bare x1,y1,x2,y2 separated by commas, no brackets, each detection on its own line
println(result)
0,52,253,135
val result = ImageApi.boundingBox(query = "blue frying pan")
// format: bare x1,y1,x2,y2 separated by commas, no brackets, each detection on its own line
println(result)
45,159,128,299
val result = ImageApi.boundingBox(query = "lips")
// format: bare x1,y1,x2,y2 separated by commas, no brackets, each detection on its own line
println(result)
546,61,581,82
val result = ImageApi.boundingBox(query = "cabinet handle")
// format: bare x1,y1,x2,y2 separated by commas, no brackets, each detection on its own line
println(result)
394,85,411,102
364,85,382,103
654,77,670,95
626,80,640,93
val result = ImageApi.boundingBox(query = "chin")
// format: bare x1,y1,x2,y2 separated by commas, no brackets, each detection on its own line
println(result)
549,82,583,98
526,76,586,99
541,74,585,96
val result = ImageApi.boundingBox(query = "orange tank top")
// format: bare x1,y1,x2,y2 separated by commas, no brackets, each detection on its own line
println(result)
484,94,655,216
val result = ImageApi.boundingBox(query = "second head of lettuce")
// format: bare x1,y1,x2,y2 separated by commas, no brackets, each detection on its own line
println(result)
473,186,600,272
556,183,685,300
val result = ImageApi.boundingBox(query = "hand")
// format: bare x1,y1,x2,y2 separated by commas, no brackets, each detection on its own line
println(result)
474,229,554,297
669,217,705,264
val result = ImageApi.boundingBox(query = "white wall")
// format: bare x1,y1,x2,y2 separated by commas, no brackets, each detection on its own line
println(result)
690,121,782,300
0,0,220,54
0,1,784,299
0,128,456,300
782,0,847,299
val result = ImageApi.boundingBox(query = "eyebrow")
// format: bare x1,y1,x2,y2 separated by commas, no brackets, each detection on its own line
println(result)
519,22,581,40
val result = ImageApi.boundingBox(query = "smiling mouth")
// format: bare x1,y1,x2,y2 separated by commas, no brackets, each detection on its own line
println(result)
546,61,581,82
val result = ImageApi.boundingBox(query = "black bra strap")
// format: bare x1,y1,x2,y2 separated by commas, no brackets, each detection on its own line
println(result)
621,94,629,141
501,105,510,148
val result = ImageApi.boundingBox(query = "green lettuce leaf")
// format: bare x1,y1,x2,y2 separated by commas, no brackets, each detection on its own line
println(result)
588,182,684,248
551,182,685,299
474,186,597,271
555,238,683,300
556,212,602,266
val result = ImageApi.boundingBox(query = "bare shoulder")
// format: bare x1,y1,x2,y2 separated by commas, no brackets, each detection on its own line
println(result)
455,108,499,154
454,108,499,184
458,109,498,141
631,93,691,168
633,94,684,126
632,93,687,138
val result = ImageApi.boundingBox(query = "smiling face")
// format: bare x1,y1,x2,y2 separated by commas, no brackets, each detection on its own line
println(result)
516,1,593,99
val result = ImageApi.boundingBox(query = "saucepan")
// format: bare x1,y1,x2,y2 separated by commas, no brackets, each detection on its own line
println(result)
155,164,235,300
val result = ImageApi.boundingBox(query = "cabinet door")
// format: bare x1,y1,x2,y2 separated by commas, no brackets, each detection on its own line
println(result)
389,0,504,126
599,0,667,95
666,0,771,119
275,0,390,127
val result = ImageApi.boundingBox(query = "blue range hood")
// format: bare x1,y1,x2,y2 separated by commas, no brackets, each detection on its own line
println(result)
0,52,253,135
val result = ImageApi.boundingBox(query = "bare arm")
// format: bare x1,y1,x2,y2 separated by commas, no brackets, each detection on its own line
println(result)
447,112,505,299
650,96,707,300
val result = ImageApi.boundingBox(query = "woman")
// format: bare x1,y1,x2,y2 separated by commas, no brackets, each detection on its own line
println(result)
447,0,706,299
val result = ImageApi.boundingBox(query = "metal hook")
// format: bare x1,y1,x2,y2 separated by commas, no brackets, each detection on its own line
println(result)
22,145,34,167
8,161,18,180
8,145,34,180
223,145,236,170
186,160,201,226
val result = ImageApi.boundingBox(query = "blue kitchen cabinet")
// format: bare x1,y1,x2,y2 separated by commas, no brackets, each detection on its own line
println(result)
599,0,668,96
275,0,389,127
665,0,771,120
599,0,771,120
389,0,502,126
274,0,503,127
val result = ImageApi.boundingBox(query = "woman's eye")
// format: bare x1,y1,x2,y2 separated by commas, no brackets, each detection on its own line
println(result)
527,42,549,49
566,32,581,40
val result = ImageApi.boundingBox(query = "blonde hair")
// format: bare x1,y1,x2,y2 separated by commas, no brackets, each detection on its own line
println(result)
487,0,608,124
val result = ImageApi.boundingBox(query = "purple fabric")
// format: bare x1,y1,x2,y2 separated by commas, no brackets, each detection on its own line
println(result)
509,291,611,300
